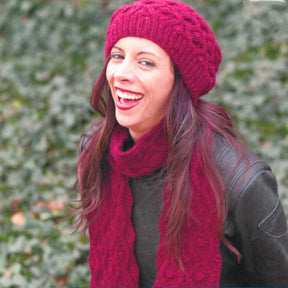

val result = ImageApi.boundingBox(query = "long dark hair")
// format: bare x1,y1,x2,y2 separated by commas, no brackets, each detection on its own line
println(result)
72,61,244,261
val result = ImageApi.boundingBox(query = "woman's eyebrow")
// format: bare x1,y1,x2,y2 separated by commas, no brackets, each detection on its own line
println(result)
137,51,158,58
112,45,123,51
112,46,159,60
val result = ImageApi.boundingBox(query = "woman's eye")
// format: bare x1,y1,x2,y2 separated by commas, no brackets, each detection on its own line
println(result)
110,53,124,60
139,60,155,67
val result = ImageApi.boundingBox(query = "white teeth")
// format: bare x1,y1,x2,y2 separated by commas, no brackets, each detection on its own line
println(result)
117,89,143,100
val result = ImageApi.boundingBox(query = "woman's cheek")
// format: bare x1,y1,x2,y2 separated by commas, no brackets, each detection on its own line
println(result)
106,61,118,81
106,65,112,83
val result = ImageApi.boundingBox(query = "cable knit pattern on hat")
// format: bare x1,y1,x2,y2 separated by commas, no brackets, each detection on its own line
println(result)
88,122,221,287
105,0,222,105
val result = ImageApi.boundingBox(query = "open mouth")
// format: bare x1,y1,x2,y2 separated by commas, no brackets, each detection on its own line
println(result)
117,89,143,101
116,88,144,110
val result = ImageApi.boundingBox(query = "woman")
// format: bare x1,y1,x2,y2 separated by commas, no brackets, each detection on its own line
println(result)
73,0,288,287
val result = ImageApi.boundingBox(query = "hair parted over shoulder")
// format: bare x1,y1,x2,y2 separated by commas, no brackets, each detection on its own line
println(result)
72,0,247,261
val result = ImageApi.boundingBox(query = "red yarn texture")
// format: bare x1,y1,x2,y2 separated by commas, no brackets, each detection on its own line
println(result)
105,0,222,106
88,123,221,287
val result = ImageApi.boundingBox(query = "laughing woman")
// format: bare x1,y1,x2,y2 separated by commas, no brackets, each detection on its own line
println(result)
73,0,288,287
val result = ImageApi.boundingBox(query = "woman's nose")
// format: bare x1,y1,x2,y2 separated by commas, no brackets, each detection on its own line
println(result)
114,58,135,82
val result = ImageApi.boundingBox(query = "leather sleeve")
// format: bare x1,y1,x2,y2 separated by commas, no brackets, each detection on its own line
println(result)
215,136,288,286
233,168,288,286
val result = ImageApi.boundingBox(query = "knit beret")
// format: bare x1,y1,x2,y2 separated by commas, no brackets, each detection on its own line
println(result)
105,0,222,105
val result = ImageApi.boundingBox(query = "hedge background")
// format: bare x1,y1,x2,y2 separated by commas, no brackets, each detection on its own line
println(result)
0,0,287,287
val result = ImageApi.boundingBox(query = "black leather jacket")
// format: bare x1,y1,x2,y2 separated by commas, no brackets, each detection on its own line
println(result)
80,129,288,286
216,137,288,286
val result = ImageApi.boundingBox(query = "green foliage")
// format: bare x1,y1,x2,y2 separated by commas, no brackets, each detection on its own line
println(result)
0,0,287,287
0,0,111,286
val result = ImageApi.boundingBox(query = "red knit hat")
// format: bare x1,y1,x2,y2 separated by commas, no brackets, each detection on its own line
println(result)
105,0,222,106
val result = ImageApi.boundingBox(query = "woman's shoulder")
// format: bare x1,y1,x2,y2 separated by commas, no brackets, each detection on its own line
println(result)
214,135,275,211
214,134,271,174
79,119,104,154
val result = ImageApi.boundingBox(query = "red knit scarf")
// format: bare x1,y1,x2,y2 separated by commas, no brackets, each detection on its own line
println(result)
88,122,221,287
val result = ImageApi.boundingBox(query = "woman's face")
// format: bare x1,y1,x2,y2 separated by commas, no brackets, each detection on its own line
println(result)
106,37,175,142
